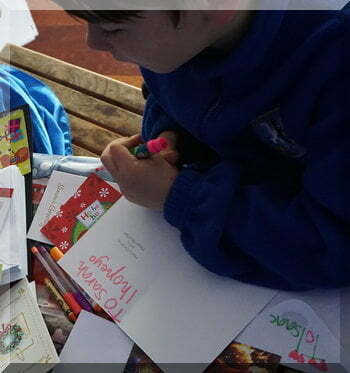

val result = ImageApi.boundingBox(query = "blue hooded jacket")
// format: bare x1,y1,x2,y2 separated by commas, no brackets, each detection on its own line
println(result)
141,7,350,290
0,65,72,155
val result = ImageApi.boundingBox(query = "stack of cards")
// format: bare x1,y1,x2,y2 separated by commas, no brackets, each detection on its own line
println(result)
0,165,27,285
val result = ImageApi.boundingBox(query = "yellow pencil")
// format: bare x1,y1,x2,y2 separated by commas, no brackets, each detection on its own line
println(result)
44,277,77,323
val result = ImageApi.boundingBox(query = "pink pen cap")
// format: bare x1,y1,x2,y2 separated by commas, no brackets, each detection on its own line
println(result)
146,138,168,154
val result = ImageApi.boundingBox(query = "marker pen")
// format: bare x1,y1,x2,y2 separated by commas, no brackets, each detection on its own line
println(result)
37,246,93,313
130,137,168,159
31,246,82,316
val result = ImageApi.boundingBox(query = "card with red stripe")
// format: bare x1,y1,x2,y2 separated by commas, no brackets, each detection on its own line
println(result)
40,173,122,253
0,188,13,198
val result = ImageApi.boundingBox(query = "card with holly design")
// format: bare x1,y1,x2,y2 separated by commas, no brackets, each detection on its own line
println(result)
40,173,122,253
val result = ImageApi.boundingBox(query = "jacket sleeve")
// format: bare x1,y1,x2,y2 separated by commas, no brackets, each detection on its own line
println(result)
163,74,350,291
142,93,181,140
142,93,221,166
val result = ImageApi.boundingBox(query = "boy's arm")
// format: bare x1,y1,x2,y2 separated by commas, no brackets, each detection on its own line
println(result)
164,73,350,291
142,92,180,140
142,92,221,166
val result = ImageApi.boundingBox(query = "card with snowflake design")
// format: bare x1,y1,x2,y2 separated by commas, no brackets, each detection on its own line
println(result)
40,173,122,253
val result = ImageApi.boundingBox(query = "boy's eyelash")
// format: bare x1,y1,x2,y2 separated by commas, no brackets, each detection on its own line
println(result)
102,29,122,35
99,27,123,35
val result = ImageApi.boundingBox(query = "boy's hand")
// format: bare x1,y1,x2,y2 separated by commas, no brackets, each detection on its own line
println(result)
101,134,179,210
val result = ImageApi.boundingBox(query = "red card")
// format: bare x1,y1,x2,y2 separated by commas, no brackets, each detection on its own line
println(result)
40,173,122,253
0,188,13,198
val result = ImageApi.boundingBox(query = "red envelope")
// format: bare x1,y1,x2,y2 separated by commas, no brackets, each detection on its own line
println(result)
41,173,122,253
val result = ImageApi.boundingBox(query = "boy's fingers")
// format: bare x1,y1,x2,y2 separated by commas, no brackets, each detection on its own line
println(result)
117,134,143,149
100,147,119,175
109,140,137,167
101,134,142,172
106,134,142,152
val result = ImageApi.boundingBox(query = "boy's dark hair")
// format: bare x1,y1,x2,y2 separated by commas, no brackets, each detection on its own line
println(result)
66,9,180,26
66,9,143,24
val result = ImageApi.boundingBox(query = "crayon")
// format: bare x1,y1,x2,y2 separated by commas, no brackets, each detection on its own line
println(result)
31,246,82,316
44,278,77,323
37,246,93,313
49,246,103,313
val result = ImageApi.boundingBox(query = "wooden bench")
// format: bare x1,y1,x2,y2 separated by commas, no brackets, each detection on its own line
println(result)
0,43,145,157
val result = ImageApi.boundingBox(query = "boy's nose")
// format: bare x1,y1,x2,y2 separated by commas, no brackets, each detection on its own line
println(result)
87,23,111,51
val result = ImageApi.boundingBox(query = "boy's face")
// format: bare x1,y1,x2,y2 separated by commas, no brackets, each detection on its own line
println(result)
87,11,220,74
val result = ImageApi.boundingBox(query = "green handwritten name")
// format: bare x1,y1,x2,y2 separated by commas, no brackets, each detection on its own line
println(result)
269,313,304,338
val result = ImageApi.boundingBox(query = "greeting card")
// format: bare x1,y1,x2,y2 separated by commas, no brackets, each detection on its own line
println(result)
0,165,27,285
0,106,31,175
40,173,122,253
0,278,59,373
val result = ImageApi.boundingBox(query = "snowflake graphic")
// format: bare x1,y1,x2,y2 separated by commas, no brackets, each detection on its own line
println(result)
59,241,69,250
80,202,87,209
55,209,63,218
99,188,110,198
74,189,82,199
61,226,68,233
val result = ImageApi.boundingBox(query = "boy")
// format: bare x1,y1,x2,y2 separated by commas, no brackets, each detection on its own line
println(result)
58,1,350,291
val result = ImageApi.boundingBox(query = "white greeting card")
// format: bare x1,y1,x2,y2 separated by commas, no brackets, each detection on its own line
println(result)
236,286,350,373
0,278,59,373
53,310,133,371
0,165,27,285
237,298,340,372
59,197,276,371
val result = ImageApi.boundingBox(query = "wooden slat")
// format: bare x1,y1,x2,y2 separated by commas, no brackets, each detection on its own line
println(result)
48,78,142,137
0,44,145,114
71,144,99,157
69,115,122,155
3,63,142,137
